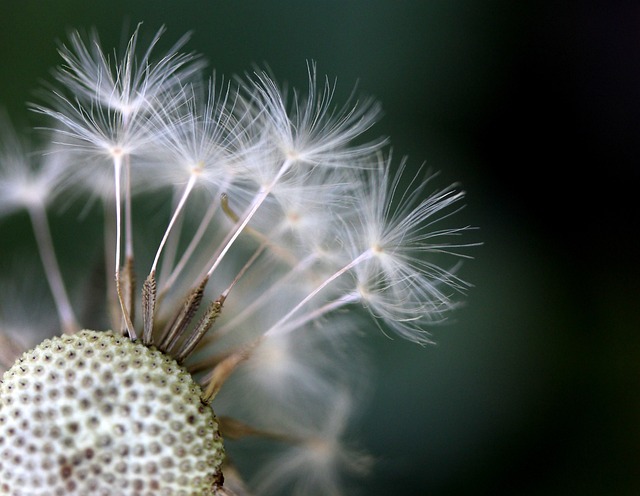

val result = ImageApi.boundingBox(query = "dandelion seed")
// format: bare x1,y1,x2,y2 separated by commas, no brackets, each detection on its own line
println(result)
55,23,204,120
0,115,78,334
342,155,475,343
244,63,385,167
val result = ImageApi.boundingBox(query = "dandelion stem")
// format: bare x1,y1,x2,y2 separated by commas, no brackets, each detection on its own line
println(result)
113,156,123,296
112,155,136,339
268,293,359,336
212,253,317,339
124,154,134,261
205,160,291,279
220,192,300,266
151,174,196,274
222,240,268,299
157,188,185,290
27,203,79,335
103,199,120,331
184,242,265,353
264,250,372,337
158,193,221,297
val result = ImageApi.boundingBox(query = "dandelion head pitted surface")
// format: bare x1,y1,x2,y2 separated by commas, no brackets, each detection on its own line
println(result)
0,331,224,494
0,23,476,496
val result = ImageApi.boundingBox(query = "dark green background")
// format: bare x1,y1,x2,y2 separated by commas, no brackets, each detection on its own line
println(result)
1,2,638,494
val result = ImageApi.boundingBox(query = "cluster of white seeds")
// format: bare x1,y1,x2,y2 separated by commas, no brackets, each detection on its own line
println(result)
0,330,224,496
0,22,475,495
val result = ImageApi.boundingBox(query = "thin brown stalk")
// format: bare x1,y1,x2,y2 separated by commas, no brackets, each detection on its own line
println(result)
117,255,137,339
142,270,157,345
218,416,300,443
201,341,257,404
173,295,225,363
157,275,209,352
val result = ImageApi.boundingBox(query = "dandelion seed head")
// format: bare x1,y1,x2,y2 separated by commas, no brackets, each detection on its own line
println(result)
0,330,224,494
1,22,477,496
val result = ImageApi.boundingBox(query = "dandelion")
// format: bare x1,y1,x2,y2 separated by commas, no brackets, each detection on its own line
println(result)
0,25,476,495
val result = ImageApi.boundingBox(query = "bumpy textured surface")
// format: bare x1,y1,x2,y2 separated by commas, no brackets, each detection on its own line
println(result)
0,330,224,496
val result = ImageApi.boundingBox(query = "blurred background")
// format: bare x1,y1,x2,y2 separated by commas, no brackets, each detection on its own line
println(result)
1,1,638,494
